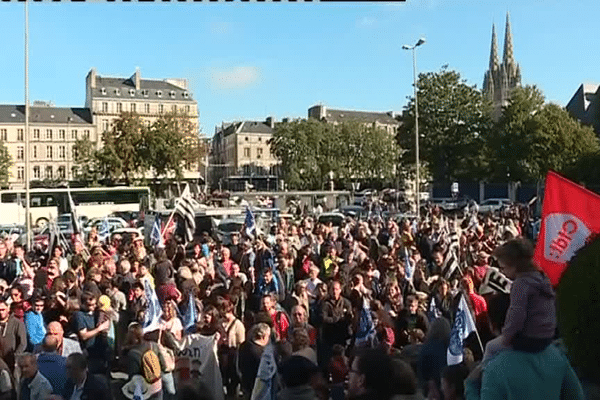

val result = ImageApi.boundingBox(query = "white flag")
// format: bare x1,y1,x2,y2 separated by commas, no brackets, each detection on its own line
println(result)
447,294,477,365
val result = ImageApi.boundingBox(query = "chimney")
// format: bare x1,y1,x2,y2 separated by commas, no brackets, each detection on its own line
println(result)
134,67,141,90
88,68,97,89
266,116,275,129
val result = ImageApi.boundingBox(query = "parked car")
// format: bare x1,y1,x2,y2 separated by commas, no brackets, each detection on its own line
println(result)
337,205,368,220
478,198,512,213
317,212,346,228
215,218,245,245
83,216,128,238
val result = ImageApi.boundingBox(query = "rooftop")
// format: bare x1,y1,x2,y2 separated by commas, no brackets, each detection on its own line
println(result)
325,108,399,125
0,105,93,125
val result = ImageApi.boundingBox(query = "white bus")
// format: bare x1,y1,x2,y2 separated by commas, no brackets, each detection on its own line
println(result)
0,186,150,228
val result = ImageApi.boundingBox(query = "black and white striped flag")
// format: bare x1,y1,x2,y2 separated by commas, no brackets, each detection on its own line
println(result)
174,185,198,244
442,227,461,280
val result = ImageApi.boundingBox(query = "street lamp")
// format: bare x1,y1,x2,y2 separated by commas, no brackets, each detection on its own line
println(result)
403,37,426,219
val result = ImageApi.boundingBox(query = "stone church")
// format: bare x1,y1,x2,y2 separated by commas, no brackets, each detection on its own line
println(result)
483,13,522,121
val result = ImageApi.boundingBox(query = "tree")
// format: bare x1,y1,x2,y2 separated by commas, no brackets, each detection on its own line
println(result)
398,66,493,183
0,141,12,186
72,137,100,183
96,112,147,184
488,85,600,182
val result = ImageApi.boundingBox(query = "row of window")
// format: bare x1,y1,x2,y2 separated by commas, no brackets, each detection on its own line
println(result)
16,145,72,161
100,88,189,99
0,128,89,142
15,165,70,181
100,102,191,115
243,147,265,159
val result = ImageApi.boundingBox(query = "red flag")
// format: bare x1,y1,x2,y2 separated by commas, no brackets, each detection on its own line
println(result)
533,171,600,286
162,218,177,243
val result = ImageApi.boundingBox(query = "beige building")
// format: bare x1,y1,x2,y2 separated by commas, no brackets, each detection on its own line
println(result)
85,68,202,180
307,104,400,135
210,117,279,191
0,103,95,188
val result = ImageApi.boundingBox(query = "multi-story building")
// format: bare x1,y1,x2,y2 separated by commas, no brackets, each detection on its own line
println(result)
307,104,400,135
566,83,600,136
85,68,201,180
0,68,202,188
0,102,95,187
210,117,279,191
482,13,522,121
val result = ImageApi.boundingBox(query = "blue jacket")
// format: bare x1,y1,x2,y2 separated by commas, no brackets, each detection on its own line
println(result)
37,352,67,395
24,311,46,347
465,344,585,400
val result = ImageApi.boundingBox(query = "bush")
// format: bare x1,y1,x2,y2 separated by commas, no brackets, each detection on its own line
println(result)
556,234,600,382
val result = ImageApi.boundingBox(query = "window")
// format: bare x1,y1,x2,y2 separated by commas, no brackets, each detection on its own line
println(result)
101,88,107,95
142,90,149,97
158,104,164,114
0,129,6,141
116,103,123,113
258,137,262,142
45,166,53,179
183,92,189,99
172,105,177,113
145,104,150,114
33,129,40,140
185,105,190,114
157,90,163,98
33,146,37,159
57,166,66,179
245,137,249,141
72,147,77,159
102,102,108,113
115,88,121,96
243,147,251,158
170,91,176,98
59,129,65,140
257,147,263,159
17,146,24,160
46,129,52,140
71,129,77,140
17,167,24,181
33,166,40,180
102,120,109,132
84,130,90,139
129,89,135,97
59,146,66,159
46,146,53,160
131,103,136,113
17,129,23,141
71,166,78,178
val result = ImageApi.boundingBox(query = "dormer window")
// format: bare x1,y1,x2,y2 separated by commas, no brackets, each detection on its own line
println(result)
183,92,189,99
115,88,121,96
170,91,176,98
101,88,107,95
142,90,149,97
157,90,163,98
129,89,135,96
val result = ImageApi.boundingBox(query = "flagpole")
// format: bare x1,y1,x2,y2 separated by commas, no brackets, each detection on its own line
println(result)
24,0,32,250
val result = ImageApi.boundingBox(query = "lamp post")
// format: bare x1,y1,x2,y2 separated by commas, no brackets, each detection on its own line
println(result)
403,37,425,219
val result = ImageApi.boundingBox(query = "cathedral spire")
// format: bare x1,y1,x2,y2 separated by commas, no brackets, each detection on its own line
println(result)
503,12,514,66
489,24,499,71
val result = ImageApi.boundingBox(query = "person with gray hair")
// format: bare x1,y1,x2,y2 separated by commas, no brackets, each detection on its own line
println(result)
17,352,52,400
238,323,271,397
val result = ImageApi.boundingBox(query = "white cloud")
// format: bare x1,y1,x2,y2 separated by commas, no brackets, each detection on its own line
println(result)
210,66,260,90
357,16,377,27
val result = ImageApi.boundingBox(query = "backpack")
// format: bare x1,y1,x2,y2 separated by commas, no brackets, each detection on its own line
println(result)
141,345,162,384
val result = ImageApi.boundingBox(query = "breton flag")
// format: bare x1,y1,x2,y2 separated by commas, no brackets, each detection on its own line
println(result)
442,228,460,280
150,217,163,248
404,247,414,281
67,188,82,234
245,206,256,238
447,293,477,365
479,267,512,296
142,279,163,333
533,171,600,286
174,185,198,244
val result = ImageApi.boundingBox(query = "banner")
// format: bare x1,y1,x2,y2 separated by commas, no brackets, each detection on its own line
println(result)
447,294,477,366
479,267,512,296
533,171,600,286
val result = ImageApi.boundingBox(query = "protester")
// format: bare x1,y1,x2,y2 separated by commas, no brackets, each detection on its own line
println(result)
17,353,52,400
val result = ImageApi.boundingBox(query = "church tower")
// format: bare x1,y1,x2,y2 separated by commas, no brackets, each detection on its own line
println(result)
483,13,522,120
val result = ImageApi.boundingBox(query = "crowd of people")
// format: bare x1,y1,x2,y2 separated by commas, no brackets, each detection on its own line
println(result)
0,200,587,400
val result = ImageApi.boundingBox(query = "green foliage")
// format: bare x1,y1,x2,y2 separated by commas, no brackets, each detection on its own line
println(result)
72,137,100,183
270,119,401,190
0,141,12,186
557,235,600,381
399,66,493,182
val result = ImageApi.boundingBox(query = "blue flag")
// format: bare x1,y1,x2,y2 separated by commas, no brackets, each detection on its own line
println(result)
142,279,162,333
99,216,110,241
150,217,163,247
447,293,477,365
182,292,197,333
404,247,414,281
245,206,256,237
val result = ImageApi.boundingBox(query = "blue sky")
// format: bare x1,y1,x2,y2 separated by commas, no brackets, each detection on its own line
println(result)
0,0,598,137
